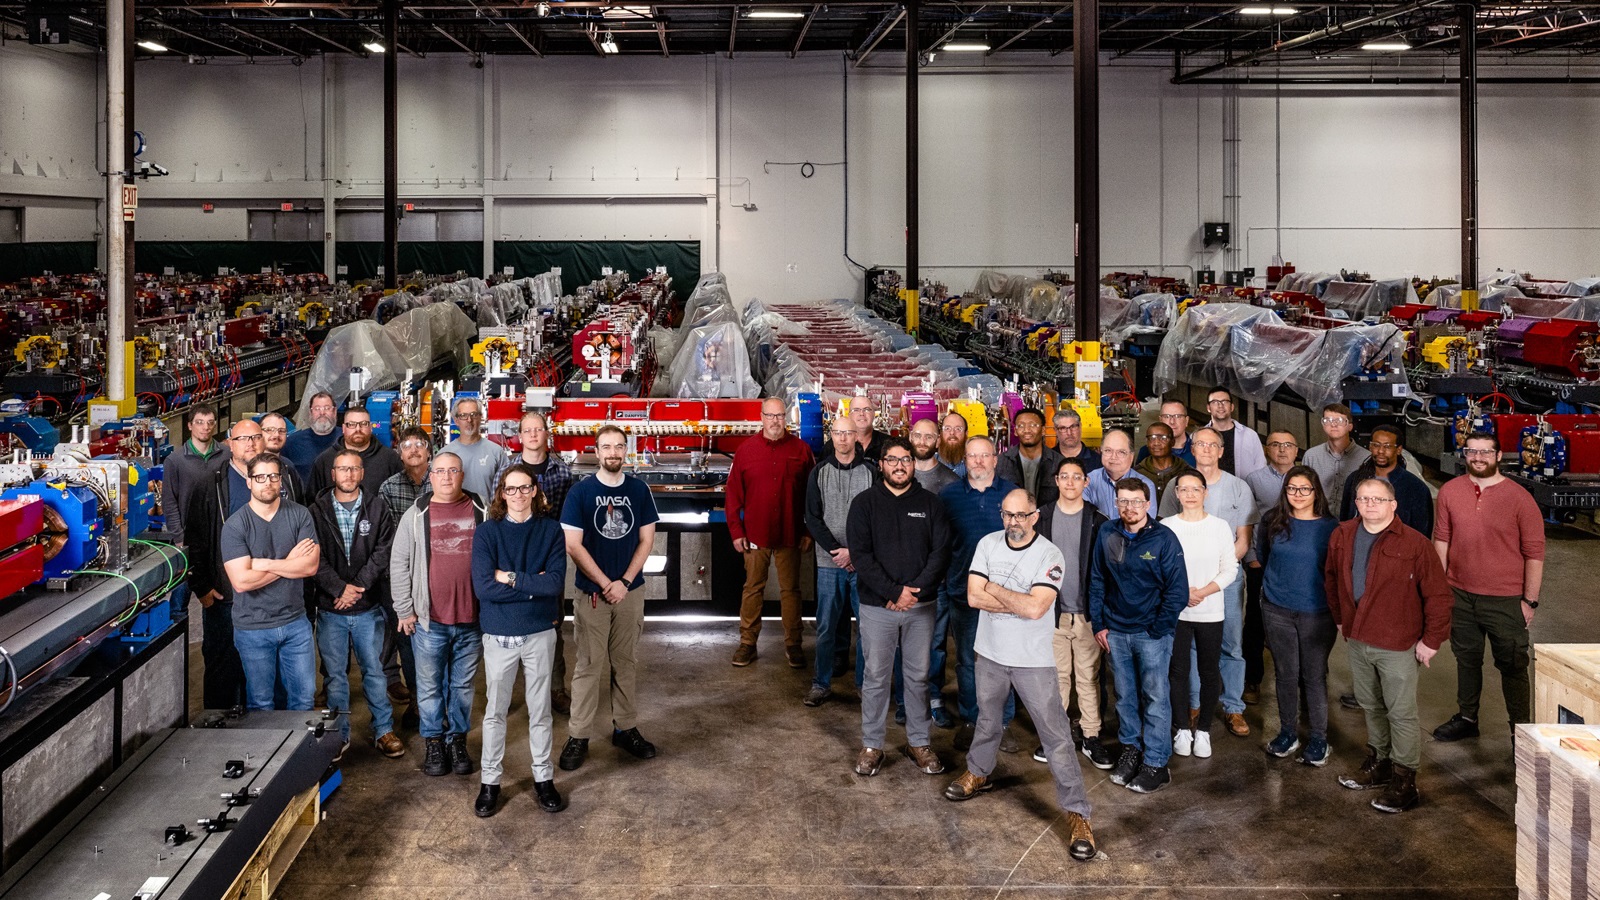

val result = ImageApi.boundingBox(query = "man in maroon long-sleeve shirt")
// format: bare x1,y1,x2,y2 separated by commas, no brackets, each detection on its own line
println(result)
726,397,815,668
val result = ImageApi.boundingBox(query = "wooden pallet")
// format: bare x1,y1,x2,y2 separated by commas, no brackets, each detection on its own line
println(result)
1537,644,1600,725
220,784,321,900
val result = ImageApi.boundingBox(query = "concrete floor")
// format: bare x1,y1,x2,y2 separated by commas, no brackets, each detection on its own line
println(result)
189,526,1600,899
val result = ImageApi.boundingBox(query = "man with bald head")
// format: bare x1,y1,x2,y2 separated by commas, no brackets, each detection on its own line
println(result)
726,397,816,668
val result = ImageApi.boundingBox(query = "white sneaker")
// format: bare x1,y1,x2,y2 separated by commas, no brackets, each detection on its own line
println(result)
1193,730,1212,759
1173,729,1193,757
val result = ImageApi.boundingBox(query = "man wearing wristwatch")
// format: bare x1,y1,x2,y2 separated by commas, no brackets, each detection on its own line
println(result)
1431,432,1547,744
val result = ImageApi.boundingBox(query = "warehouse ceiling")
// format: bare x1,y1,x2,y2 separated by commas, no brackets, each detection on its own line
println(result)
7,2,1600,69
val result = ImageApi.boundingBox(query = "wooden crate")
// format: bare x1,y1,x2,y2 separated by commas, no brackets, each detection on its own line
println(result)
221,784,321,900
1536,644,1600,725
1515,724,1600,900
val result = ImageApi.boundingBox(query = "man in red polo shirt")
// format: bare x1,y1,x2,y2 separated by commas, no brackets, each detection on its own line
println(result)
726,397,815,668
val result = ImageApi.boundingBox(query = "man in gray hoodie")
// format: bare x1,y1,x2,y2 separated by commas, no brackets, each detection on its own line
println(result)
801,419,879,707
164,404,227,544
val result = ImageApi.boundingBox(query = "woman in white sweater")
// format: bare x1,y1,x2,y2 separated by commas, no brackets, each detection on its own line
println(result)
1163,471,1240,759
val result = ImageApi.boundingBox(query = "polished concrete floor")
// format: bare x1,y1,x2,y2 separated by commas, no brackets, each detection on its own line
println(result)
190,527,1600,899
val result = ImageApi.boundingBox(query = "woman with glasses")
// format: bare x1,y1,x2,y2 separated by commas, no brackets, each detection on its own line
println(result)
470,463,569,817
1256,465,1340,765
1163,472,1239,760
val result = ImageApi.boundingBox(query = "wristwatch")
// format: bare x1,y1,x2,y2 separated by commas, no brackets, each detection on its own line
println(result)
507,572,517,589
1522,597,1538,609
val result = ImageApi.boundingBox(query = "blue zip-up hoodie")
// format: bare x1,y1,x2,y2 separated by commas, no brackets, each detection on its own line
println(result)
1086,518,1189,638
471,515,567,637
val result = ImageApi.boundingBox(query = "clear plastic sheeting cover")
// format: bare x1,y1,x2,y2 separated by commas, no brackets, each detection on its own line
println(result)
668,321,760,399
968,270,1062,320
475,280,532,327
1104,292,1177,344
529,272,562,307
1284,324,1408,411
1318,278,1416,319
1558,296,1600,322
1554,277,1600,297
293,321,415,427
1276,271,1338,297
383,303,478,375
1503,294,1576,319
682,273,735,329
1425,283,1526,312
425,278,487,307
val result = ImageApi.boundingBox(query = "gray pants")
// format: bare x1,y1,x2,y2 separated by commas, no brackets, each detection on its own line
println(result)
860,602,934,748
969,653,1093,819
480,630,557,785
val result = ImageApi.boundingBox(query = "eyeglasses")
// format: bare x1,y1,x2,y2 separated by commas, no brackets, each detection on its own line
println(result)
1266,441,1297,449
833,429,859,436
333,465,362,473
1354,496,1394,505
1285,485,1315,496
1000,510,1037,522
432,467,462,476
1191,440,1222,450
1147,434,1172,442
1175,484,1205,494
1058,422,1082,430
249,473,282,483
344,421,372,429
1321,416,1351,426
502,484,536,495
940,427,966,435
262,427,287,435
455,413,482,421
1159,413,1188,421
230,434,263,443
1101,448,1130,457
1207,398,1233,407
1115,498,1147,508
1368,442,1398,451
399,440,429,450
967,452,995,461
881,455,914,466
1463,448,1498,458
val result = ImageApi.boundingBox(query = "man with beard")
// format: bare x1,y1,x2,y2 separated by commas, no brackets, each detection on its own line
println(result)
997,408,1064,503
1338,426,1433,537
1204,388,1266,479
443,396,509,503
944,488,1097,863
846,437,950,777
910,418,958,495
311,406,403,500
260,413,291,456
910,417,958,727
938,412,968,472
1431,432,1545,744
284,392,340,483
559,425,661,771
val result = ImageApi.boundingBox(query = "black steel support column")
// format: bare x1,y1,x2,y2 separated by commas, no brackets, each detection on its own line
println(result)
383,0,399,289
1459,1,1479,307
1073,0,1099,340
905,0,920,331
123,0,135,292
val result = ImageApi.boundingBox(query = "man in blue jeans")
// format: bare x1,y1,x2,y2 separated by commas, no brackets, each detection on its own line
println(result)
939,436,1017,751
220,452,321,712
1088,478,1188,794
393,452,487,778
309,449,405,762
802,418,878,707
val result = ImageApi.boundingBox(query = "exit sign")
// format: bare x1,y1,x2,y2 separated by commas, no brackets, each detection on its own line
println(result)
280,202,294,212
403,203,415,212
201,203,214,213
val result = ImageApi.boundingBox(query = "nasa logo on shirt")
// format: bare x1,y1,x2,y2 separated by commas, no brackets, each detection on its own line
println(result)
592,495,635,540
358,519,372,536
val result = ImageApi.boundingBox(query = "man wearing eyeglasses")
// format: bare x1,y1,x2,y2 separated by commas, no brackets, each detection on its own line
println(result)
997,408,1065,504
1138,401,1195,466
1051,408,1102,474
1325,477,1451,814
307,449,404,761
1431,432,1546,745
802,417,880,708
220,452,321,712
1082,428,1156,520
945,488,1098,862
1303,403,1369,515
260,413,292,455
848,395,891,461
310,406,403,501
378,425,435,726
164,403,226,545
937,412,969,473
1134,422,1191,507
1203,388,1266,479
846,437,950,778
1336,425,1433,537
443,396,509,503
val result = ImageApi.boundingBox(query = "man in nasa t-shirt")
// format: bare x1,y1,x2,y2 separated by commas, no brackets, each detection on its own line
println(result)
559,426,662,770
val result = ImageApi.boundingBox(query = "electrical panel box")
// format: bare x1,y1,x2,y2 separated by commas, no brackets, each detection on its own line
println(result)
1204,222,1231,246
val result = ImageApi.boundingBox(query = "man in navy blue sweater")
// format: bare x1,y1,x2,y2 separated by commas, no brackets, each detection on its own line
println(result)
1088,478,1188,794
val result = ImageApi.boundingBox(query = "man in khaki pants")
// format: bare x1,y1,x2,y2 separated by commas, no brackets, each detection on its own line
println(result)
1034,458,1114,769
557,426,661,771
726,397,816,668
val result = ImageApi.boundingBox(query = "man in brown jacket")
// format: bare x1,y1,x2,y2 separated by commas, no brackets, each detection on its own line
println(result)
1324,477,1451,814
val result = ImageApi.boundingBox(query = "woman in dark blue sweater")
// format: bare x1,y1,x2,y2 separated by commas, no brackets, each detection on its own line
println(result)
471,463,568,818
1256,465,1340,767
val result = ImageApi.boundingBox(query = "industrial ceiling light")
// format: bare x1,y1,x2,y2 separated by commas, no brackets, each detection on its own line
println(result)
1361,40,1411,50
137,40,169,52
941,41,990,51
363,41,386,53
746,9,806,18
601,5,651,18
600,31,620,53
1239,6,1297,14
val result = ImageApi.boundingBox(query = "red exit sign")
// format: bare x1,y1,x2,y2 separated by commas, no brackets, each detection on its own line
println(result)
201,203,214,213
280,202,294,212
404,203,415,212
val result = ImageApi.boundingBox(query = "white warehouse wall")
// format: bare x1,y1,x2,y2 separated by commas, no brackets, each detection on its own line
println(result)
4,42,1600,298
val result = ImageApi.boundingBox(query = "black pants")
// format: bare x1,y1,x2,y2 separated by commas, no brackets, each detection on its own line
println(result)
1244,563,1266,687
1451,588,1532,724
201,599,246,710
1170,619,1223,731
1261,600,1337,739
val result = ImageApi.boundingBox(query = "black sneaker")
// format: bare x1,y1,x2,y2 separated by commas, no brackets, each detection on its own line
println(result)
1109,745,1141,786
1031,745,1048,763
534,779,568,813
954,722,976,752
449,735,474,775
1432,713,1480,742
474,783,500,818
1080,735,1115,770
559,737,589,771
1127,764,1171,794
1339,693,1361,711
612,727,657,760
422,737,448,777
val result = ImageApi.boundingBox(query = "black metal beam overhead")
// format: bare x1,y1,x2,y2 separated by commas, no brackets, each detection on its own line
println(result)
906,0,919,320
1460,1,1479,301
383,0,398,290
1073,0,1099,341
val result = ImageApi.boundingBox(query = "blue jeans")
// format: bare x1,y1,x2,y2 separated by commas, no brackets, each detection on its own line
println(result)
813,568,864,690
317,607,394,742
927,583,951,708
950,595,1015,726
413,621,482,740
1107,630,1175,767
1188,579,1246,715
235,616,317,712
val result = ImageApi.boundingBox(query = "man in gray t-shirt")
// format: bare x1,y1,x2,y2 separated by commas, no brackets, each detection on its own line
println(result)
944,488,1098,863
441,396,509,502
221,452,321,711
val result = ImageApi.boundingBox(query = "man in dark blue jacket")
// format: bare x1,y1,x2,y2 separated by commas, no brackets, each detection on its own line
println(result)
1088,478,1188,795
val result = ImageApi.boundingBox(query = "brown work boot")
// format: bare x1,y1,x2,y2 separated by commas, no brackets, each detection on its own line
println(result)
375,732,406,758
731,643,758,667
387,681,411,704
1371,764,1419,813
1065,812,1096,861
906,745,945,775
1225,712,1250,737
854,747,884,776
785,645,806,669
943,770,992,801
1338,745,1394,791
